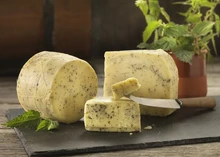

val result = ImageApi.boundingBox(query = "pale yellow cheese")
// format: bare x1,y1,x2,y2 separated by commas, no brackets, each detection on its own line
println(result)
104,49,178,117
84,97,141,132
112,77,141,100
17,51,98,123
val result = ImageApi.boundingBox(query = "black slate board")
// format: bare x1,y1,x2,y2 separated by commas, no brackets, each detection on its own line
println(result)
6,96,220,157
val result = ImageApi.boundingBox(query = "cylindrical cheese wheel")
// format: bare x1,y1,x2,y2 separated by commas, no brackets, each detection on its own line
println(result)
17,51,98,123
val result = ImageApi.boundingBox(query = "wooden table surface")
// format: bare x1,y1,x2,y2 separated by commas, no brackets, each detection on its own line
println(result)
1,59,220,157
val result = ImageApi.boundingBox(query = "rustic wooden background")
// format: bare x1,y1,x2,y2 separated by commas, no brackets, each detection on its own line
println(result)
0,0,219,75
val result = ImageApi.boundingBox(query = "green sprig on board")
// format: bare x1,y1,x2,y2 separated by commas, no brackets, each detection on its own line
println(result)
2,110,59,131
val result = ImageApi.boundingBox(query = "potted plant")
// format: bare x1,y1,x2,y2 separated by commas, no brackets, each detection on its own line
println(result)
135,0,220,98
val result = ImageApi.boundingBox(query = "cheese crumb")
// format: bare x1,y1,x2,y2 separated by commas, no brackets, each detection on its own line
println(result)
144,126,152,130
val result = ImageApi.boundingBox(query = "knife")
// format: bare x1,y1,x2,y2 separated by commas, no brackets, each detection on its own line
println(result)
129,95,216,109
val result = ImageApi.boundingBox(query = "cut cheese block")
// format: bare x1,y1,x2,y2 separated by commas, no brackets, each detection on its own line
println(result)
104,49,178,117
17,51,98,123
84,97,141,132
112,77,141,100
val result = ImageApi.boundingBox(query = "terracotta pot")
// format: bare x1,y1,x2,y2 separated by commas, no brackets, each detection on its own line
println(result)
171,54,207,98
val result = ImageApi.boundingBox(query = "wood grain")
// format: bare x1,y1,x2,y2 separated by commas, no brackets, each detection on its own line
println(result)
0,0,44,60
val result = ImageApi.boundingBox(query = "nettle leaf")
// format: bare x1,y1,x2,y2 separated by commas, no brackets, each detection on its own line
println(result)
154,37,177,51
201,33,218,43
214,13,220,36
149,0,160,19
47,120,59,130
178,36,194,49
36,119,59,131
3,110,59,131
211,35,217,55
160,7,170,22
135,0,148,16
192,21,215,36
173,1,190,5
173,50,194,64
186,13,202,23
145,15,156,23
36,120,48,131
143,20,161,42
3,110,41,129
137,42,152,49
178,12,187,17
199,1,217,8
164,24,188,37
137,42,158,50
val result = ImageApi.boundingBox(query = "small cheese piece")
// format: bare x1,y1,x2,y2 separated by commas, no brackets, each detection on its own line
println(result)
112,77,141,100
17,51,98,123
84,97,141,132
104,49,178,117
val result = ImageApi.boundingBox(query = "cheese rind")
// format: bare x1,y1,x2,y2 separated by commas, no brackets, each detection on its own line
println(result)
104,49,178,116
84,97,141,132
17,51,98,123
112,77,141,100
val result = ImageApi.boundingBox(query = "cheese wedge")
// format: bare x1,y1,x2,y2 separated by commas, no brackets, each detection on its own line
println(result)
17,51,98,123
84,97,141,132
104,49,178,117
112,77,141,100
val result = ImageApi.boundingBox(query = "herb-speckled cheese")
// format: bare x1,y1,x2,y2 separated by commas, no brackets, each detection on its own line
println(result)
17,51,98,123
104,49,178,117
112,77,141,100
84,97,141,132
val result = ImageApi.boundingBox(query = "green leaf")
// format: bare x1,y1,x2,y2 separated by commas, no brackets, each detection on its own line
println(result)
47,120,59,130
145,15,156,23
177,12,188,17
214,13,220,36
186,13,202,23
192,21,215,36
164,24,188,37
137,42,152,49
154,37,177,51
36,120,48,131
135,0,148,16
173,1,190,5
199,1,217,8
178,36,194,48
3,110,59,131
143,21,161,42
173,50,194,64
3,110,41,129
201,33,218,43
36,119,59,131
149,0,160,19
160,7,170,22
211,35,217,55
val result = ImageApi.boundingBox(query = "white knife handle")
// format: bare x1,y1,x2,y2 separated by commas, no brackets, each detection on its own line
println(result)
179,96,216,108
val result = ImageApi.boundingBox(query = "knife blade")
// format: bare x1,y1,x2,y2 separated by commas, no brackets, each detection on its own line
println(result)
129,95,216,109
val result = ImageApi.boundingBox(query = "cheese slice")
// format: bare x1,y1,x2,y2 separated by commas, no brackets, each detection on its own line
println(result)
112,77,141,100
17,51,98,123
84,97,141,132
104,49,178,117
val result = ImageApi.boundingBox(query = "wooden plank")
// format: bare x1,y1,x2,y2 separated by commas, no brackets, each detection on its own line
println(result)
91,0,145,57
54,0,92,59
43,0,54,51
0,77,18,104
0,131,27,157
0,0,44,60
